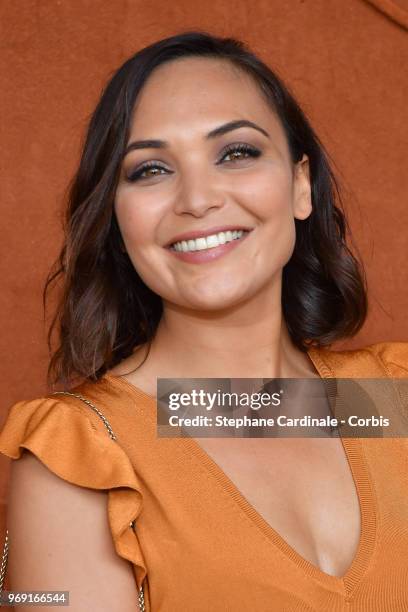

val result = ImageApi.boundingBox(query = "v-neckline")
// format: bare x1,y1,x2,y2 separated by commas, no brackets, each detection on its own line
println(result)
102,345,377,596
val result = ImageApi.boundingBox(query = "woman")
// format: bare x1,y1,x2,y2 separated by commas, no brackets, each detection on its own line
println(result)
1,31,407,611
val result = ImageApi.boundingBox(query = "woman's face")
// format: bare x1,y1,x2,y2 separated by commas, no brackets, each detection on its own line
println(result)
114,57,312,311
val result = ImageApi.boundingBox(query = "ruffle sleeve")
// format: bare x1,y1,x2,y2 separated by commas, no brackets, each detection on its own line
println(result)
373,341,408,377
0,394,148,593
372,342,408,428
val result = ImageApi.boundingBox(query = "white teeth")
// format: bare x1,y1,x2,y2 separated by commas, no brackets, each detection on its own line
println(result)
195,237,208,251
171,229,247,253
206,234,219,248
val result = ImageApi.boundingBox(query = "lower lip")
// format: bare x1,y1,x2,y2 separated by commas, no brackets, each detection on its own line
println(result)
166,231,253,264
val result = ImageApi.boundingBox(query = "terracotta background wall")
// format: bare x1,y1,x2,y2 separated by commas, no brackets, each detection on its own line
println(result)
1,0,407,592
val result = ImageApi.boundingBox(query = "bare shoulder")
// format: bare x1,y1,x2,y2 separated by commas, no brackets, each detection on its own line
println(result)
8,451,140,611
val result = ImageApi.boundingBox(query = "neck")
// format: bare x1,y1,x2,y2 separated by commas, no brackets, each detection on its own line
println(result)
135,288,318,380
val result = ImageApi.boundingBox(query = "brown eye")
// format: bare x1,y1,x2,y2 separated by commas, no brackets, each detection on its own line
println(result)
126,143,261,183
219,143,261,164
127,161,170,183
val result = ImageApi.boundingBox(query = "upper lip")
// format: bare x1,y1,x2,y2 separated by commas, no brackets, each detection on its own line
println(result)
165,225,253,248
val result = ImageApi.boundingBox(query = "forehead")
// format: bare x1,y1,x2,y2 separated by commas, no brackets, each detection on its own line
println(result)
129,57,286,145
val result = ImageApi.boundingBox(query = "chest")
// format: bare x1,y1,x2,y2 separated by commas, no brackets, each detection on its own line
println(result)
191,436,361,577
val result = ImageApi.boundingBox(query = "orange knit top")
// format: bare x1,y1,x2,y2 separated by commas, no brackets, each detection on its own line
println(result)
1,341,407,611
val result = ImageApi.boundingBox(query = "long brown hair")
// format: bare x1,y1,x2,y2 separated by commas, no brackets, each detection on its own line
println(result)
44,30,368,389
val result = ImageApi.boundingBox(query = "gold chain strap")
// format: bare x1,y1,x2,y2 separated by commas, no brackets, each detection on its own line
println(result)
0,391,146,612
0,528,9,593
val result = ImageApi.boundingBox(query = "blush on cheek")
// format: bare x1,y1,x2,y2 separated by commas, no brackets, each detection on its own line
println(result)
265,185,293,215
239,165,292,213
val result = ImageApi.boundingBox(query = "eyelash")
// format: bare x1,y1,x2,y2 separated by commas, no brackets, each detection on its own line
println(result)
125,143,262,183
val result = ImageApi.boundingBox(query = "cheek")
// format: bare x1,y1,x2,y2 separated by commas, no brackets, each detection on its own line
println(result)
115,197,149,246
260,174,292,216
114,192,174,295
239,170,296,265
235,163,293,217
114,185,166,263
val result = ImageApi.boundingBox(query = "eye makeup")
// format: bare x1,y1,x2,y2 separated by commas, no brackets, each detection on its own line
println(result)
124,142,262,183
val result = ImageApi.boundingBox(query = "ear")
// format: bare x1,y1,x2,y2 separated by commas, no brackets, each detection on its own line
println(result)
293,154,312,221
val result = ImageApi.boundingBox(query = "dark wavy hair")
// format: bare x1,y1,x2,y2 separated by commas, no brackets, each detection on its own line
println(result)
44,30,368,388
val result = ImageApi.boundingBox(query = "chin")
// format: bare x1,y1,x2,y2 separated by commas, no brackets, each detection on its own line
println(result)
179,288,252,312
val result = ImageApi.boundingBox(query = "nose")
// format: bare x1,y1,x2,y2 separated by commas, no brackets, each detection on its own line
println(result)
172,166,226,217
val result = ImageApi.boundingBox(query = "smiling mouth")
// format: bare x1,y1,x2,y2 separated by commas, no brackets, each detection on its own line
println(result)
169,229,251,253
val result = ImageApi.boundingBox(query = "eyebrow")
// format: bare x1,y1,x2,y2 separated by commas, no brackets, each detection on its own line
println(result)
123,119,270,157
